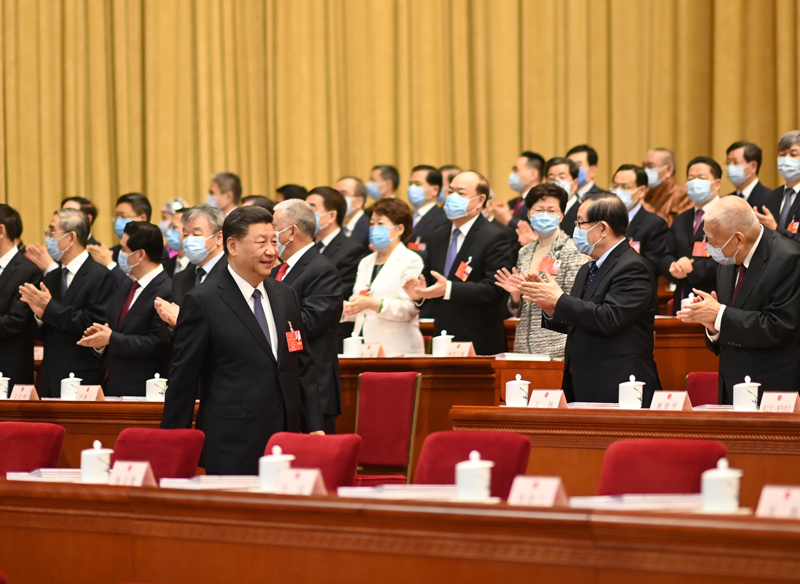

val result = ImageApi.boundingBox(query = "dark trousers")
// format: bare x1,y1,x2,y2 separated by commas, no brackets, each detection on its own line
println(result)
324,414,338,435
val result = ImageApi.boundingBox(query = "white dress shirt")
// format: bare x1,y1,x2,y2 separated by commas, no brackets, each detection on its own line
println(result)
564,192,580,214
281,242,315,278
318,228,341,252
577,181,595,198
174,255,190,276
128,264,164,309
738,178,760,201
227,265,278,359
414,202,437,221
443,214,480,300
0,246,18,277
595,237,627,268
344,211,364,236
628,203,643,222
196,251,224,284
62,250,90,289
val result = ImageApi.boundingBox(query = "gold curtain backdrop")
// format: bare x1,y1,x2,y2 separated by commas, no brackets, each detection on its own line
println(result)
1,0,799,245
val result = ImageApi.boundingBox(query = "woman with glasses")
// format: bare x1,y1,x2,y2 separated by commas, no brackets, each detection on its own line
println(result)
495,183,587,358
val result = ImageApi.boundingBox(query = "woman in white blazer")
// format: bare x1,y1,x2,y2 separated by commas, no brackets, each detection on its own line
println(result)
342,198,425,356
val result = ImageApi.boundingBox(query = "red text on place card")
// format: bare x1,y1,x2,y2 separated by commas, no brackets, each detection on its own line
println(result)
650,391,692,411
76,385,105,402
527,390,567,409
10,385,38,401
756,485,800,518
444,342,475,357
109,461,157,487
508,476,568,507
760,392,800,413
356,344,385,358
275,468,327,496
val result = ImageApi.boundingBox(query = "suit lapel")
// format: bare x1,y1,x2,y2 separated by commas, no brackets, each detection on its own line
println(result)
61,256,93,304
627,209,643,241
264,277,287,365
218,269,276,363
0,252,21,296
118,271,166,332
583,241,628,300
280,247,315,286
732,230,771,308
448,215,485,278
716,264,737,306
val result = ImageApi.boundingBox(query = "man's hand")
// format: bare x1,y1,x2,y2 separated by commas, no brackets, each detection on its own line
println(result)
154,297,180,327
342,294,381,315
86,243,114,268
669,256,694,279
402,275,426,301
19,282,52,319
518,273,563,316
754,206,778,231
416,271,448,299
24,243,54,272
516,220,538,247
77,322,112,349
676,289,721,333
494,267,524,303
310,430,325,436
489,200,512,226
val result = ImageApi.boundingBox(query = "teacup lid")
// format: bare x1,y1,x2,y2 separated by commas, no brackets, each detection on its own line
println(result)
735,375,761,387
621,375,644,386
702,457,742,479
0,372,8,380
262,444,296,462
84,439,113,455
456,450,494,470
63,372,82,382
437,329,454,339
510,374,530,385
147,373,167,383
350,332,363,339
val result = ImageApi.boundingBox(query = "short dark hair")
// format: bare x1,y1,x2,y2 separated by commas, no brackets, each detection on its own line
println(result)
0,204,23,240
371,198,413,243
123,221,164,263
614,164,648,188
61,197,98,225
525,183,568,213
276,184,308,201
308,186,347,227
467,170,491,201
212,172,243,204
372,165,400,190
222,206,273,254
241,195,275,212
583,191,628,236
545,157,580,180
411,165,443,190
116,193,152,221
566,144,599,166
686,156,722,180
520,151,546,178
726,141,763,174
336,176,367,201
438,165,462,184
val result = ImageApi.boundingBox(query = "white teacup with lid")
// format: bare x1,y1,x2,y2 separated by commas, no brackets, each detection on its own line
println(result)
61,372,81,401
432,330,454,357
701,457,742,513
618,375,645,409
343,333,364,357
680,292,696,310
81,440,114,484
146,373,168,402
733,376,760,411
259,445,296,492
455,450,494,501
505,374,531,407
0,372,9,400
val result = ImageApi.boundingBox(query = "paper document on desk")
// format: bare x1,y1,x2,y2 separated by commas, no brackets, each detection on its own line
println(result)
338,485,460,501
569,493,703,511
494,353,551,361
160,475,261,490
7,468,82,482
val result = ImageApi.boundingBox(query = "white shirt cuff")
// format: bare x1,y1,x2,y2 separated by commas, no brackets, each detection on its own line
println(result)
44,262,58,275
107,261,117,270
706,305,726,342
444,280,452,300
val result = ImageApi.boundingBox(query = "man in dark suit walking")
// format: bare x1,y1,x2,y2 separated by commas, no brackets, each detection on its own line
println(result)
19,209,117,397
678,196,800,404
403,171,513,355
0,205,42,389
521,192,661,405
724,141,771,210
78,222,172,396
272,199,343,435
161,206,323,475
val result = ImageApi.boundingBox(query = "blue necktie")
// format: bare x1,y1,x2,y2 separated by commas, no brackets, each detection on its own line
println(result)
581,261,598,298
413,211,420,226
444,228,461,276
779,187,794,229
60,268,69,299
251,289,273,353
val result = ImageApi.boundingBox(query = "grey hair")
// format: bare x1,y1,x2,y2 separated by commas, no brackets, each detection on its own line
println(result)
274,199,317,238
705,196,759,234
778,131,800,153
650,148,677,175
54,208,89,246
182,204,226,233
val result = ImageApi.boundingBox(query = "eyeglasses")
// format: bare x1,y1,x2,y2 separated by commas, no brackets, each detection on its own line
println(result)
574,220,597,228
529,210,560,215
43,230,67,238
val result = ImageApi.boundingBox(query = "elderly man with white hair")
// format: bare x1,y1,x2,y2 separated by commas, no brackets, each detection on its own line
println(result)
678,195,800,405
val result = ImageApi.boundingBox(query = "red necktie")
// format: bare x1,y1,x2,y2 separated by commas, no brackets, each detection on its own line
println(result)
275,263,289,282
731,264,747,304
118,282,140,326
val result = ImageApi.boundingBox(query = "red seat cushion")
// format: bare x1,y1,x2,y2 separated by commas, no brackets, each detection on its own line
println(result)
0,422,65,472
266,433,361,491
413,431,531,499
597,439,727,495
110,428,204,481
686,372,719,406
353,474,407,487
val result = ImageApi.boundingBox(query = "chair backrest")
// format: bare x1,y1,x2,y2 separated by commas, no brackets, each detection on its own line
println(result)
685,372,719,406
111,428,204,481
265,433,362,491
413,431,531,499
0,422,65,473
597,439,727,495
355,372,420,474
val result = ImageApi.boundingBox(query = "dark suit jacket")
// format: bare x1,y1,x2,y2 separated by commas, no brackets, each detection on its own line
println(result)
706,229,800,404
171,255,229,306
726,180,772,212
104,270,172,396
348,213,371,249
270,248,343,417
659,206,718,312
561,200,580,237
544,242,661,404
38,255,118,397
110,244,173,287
87,234,101,247
763,185,800,244
0,251,42,388
411,205,450,247
161,268,323,475
320,231,369,299
422,214,513,355
627,207,672,284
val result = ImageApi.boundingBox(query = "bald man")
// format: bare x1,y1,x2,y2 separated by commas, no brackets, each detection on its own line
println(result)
678,196,800,404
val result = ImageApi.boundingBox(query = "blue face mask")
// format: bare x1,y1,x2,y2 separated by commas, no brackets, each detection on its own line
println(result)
117,250,140,275
577,167,588,187
726,164,750,187
205,194,219,208
114,217,132,239
45,233,71,262
369,225,397,251
345,197,355,217
529,213,561,237
437,188,447,205
166,229,183,252
778,157,800,182
572,222,603,256
707,233,738,266
552,179,574,197
183,234,217,264
275,226,293,258
366,182,381,200
315,212,334,234
508,172,523,193
407,185,428,208
686,179,714,205
645,166,664,189
612,188,637,211
444,194,476,220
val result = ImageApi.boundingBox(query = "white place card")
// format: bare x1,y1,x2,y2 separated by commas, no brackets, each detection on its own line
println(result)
527,390,567,409
356,344,385,358
109,461,157,487
755,485,800,519
33,346,44,361
76,385,105,402
650,391,692,411
507,476,568,507
10,385,38,401
759,392,800,413
444,342,476,357
274,468,327,496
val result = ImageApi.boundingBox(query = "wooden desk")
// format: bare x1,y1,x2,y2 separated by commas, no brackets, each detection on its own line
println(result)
492,359,564,405
450,405,800,508
0,481,799,584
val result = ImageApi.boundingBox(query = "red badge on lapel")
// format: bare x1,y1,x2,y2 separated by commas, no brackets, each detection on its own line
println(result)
286,322,303,352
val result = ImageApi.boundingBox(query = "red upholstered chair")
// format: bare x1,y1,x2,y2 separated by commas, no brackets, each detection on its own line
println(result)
0,422,65,472
0,570,7,584
265,433,361,491
110,428,204,481
597,439,727,495
353,372,421,487
685,372,719,406
413,431,531,499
